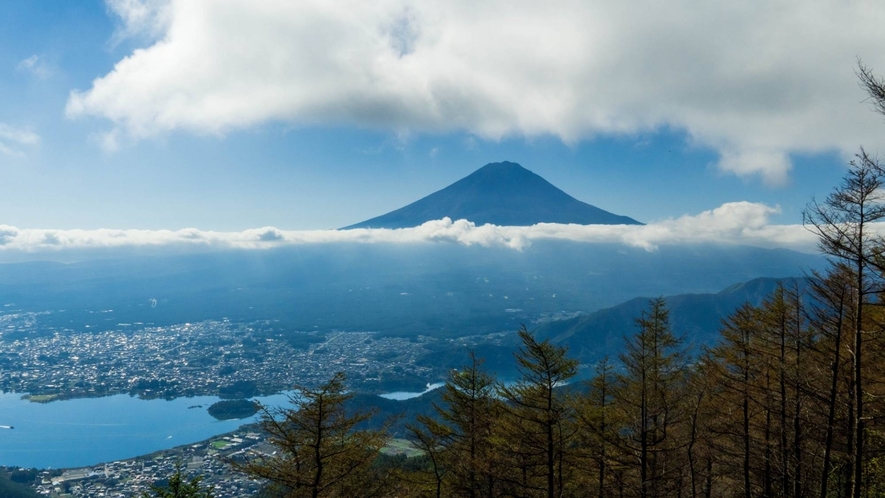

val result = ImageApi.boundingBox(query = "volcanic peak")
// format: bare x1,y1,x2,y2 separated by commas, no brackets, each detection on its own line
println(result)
344,161,641,229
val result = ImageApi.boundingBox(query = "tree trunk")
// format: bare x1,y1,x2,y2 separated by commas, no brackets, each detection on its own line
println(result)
853,251,864,498
819,288,845,498
780,307,790,498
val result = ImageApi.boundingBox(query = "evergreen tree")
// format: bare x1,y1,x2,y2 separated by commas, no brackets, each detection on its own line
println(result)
682,360,716,498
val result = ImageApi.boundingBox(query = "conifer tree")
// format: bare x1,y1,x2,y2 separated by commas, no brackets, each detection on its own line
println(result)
682,360,716,498
234,372,389,498
614,298,688,498
709,302,761,498
806,266,853,498
804,150,885,498
576,357,621,498
498,327,579,498
858,61,885,117
407,353,502,498
405,422,449,498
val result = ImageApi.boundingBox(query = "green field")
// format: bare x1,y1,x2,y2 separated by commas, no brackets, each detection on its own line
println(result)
211,440,231,450
24,394,57,403
381,438,423,458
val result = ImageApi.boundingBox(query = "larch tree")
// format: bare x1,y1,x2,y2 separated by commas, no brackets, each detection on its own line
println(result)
807,264,855,498
497,327,579,498
576,357,622,498
709,302,762,498
804,149,885,498
614,297,688,498
233,371,390,498
410,352,502,498
857,61,885,118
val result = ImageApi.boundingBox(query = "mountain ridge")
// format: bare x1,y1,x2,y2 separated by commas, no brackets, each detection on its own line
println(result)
537,276,805,362
344,161,642,229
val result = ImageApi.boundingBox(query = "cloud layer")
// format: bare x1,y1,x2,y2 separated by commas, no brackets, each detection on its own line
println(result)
67,0,885,183
0,202,823,257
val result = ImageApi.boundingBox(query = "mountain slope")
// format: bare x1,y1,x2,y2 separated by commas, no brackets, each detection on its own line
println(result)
344,161,641,229
537,277,804,362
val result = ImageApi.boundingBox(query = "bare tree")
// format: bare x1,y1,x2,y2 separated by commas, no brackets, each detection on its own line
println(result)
804,149,885,498
857,61,885,118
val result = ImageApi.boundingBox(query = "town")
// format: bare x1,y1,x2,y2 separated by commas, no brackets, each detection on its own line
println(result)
14,426,273,497
0,309,457,400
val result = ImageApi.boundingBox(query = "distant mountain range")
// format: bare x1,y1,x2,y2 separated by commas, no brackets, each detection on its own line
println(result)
536,277,803,362
355,276,806,435
344,161,642,229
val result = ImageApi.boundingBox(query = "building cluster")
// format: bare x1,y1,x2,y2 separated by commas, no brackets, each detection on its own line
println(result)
0,312,441,400
0,307,516,497
27,428,270,497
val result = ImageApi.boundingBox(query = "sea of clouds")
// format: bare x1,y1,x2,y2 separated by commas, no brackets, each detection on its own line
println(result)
0,202,825,256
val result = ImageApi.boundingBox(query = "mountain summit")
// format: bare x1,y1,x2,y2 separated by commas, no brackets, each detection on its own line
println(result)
343,161,641,229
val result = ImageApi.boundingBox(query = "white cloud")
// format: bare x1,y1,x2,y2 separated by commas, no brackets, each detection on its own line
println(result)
0,124,39,146
16,55,52,79
105,0,172,42
66,0,885,183
0,123,40,157
0,202,823,256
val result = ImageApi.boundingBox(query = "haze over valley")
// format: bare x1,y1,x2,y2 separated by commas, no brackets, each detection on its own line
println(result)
4,1,885,496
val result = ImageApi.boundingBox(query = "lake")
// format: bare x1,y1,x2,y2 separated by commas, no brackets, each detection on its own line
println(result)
379,382,444,400
0,391,291,469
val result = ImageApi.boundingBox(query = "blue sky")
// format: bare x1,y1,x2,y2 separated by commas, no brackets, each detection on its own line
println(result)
0,0,881,241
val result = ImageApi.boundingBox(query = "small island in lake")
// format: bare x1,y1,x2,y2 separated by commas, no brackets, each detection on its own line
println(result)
207,399,259,420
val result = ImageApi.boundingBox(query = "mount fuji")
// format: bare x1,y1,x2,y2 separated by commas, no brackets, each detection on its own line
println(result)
344,161,641,229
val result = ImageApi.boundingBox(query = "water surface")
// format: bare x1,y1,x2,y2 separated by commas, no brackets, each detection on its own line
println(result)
0,392,290,469
379,382,444,401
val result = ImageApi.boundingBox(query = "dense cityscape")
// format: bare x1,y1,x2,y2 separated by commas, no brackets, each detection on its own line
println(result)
0,310,454,400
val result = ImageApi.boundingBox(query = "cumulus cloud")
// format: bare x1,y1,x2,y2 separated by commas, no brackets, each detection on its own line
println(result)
0,202,826,256
67,0,885,183
0,123,39,157
105,0,172,42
